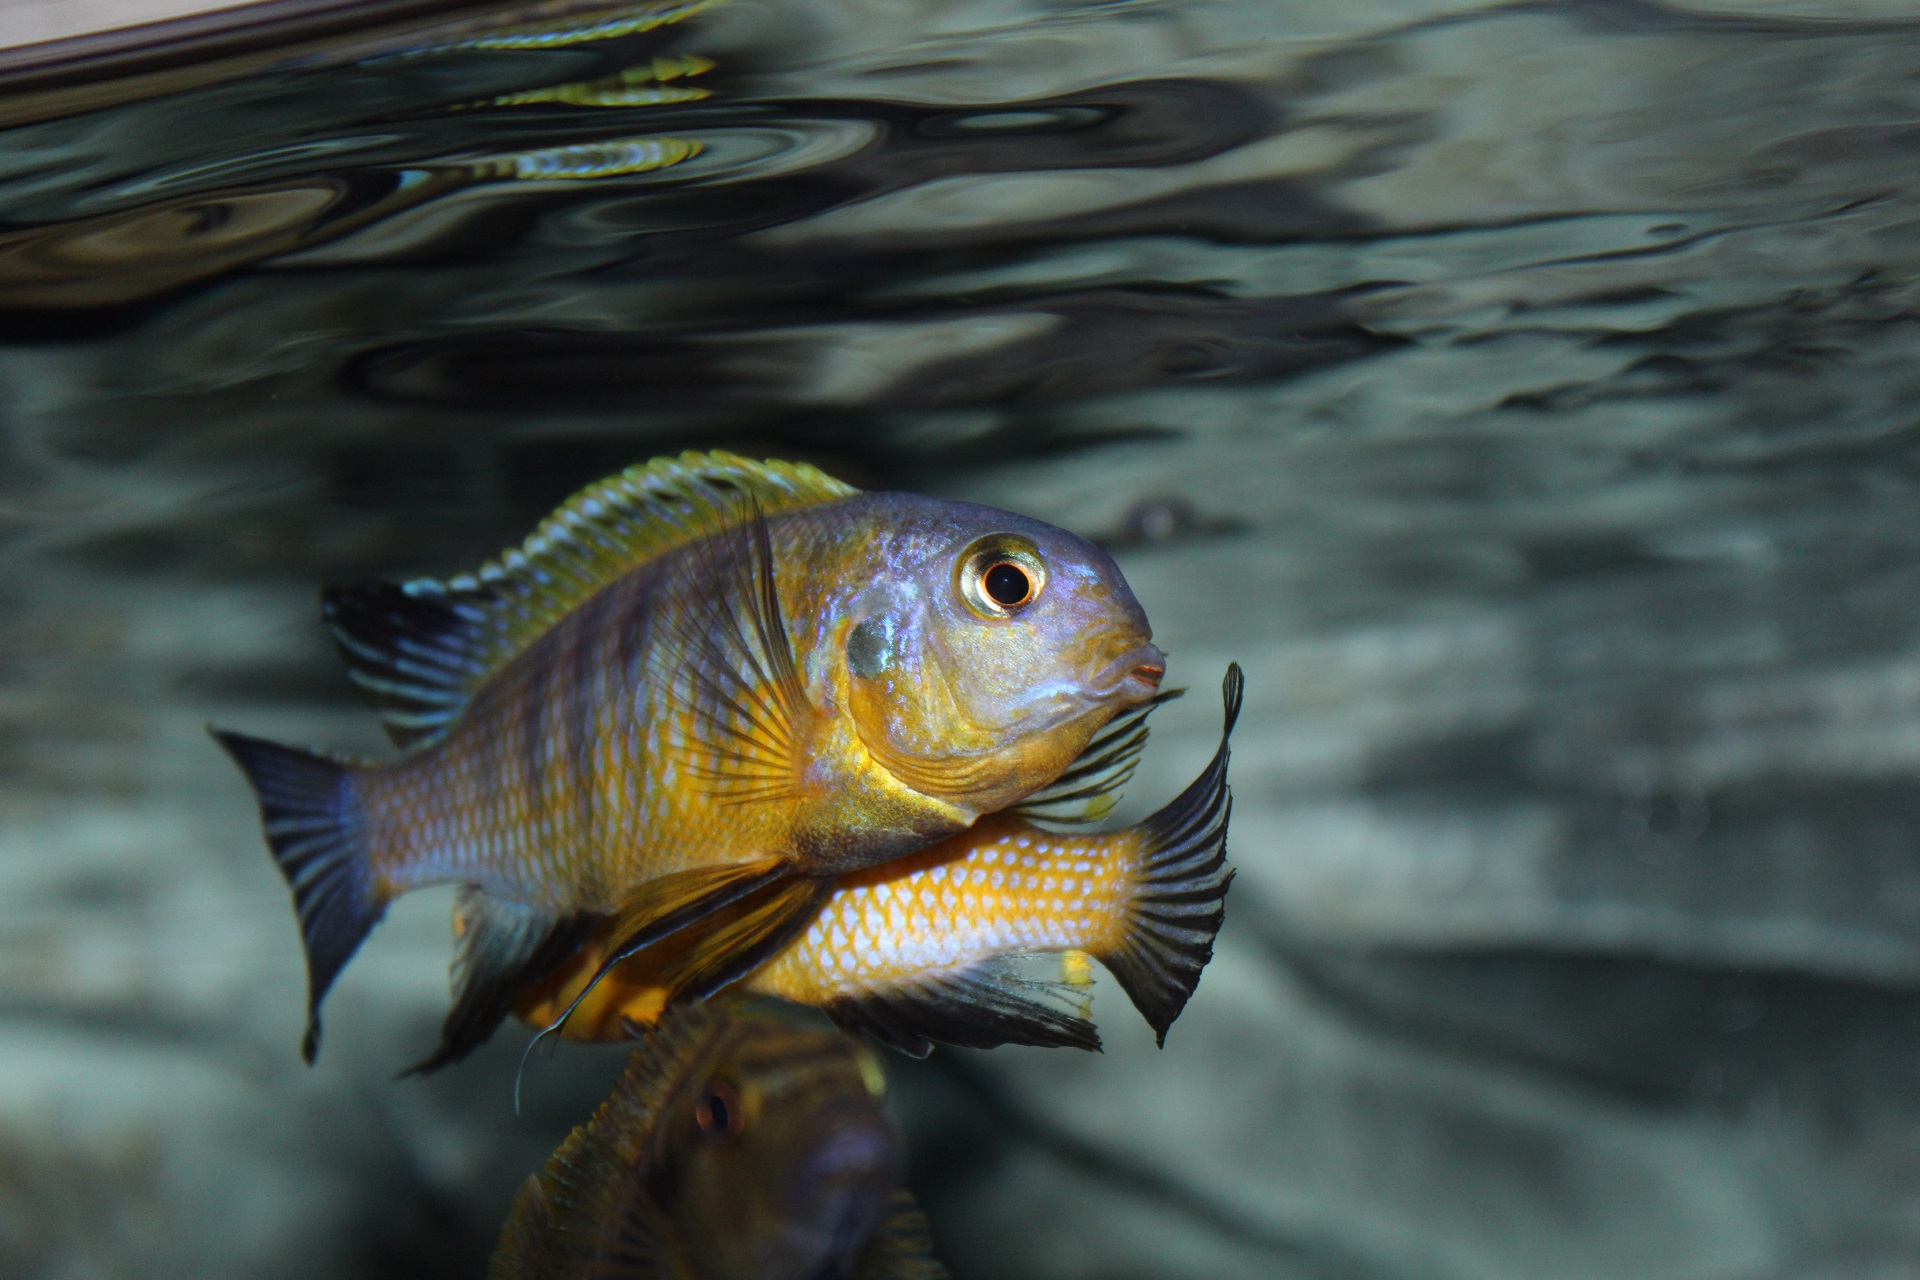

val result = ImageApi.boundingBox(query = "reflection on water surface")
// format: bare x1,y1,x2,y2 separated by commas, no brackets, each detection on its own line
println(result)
7,1,1920,1277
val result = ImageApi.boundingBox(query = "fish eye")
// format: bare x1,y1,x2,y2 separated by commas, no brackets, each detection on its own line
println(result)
956,535,1046,619
984,562,1032,608
694,1079,745,1141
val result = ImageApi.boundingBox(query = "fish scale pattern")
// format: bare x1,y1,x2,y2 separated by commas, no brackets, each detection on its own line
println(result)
751,822,1141,1003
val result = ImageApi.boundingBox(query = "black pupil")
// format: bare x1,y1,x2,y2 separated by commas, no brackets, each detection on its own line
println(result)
984,562,1030,607
701,1093,730,1132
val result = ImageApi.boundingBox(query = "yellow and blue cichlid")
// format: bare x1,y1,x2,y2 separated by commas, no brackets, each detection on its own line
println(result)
212,452,1166,1064
489,997,947,1280
517,666,1240,1056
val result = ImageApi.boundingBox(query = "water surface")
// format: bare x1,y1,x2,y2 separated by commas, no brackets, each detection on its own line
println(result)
6,1,1920,1277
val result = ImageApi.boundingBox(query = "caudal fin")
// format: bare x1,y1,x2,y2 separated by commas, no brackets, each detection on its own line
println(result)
1097,663,1241,1046
210,728,384,1063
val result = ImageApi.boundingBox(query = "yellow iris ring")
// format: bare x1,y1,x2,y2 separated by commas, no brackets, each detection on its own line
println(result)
955,533,1046,619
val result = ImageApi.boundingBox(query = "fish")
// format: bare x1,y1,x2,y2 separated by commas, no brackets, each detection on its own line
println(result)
481,56,717,109
489,997,947,1280
516,665,1240,1056
212,452,1166,1064
461,136,703,182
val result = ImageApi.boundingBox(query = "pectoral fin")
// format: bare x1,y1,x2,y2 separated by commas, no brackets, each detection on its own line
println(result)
489,1170,686,1280
516,872,834,1041
661,503,817,805
643,874,835,1005
487,1072,690,1280
534,857,797,1042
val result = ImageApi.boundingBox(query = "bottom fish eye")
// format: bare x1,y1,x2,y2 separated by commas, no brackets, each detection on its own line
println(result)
694,1080,744,1140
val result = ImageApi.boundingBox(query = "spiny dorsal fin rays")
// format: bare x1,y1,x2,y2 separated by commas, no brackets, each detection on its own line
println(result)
323,452,855,750
1010,687,1185,824
664,502,817,804
320,582,494,749
491,1011,729,1278
597,1004,732,1144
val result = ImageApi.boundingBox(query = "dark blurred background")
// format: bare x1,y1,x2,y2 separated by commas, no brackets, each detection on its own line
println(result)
5,0,1920,1275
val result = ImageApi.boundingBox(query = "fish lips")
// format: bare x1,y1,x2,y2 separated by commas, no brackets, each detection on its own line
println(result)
1091,641,1168,705
782,1113,901,1265
997,638,1167,733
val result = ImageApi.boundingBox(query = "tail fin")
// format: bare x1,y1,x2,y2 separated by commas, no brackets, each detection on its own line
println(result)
1097,663,1241,1046
210,728,384,1063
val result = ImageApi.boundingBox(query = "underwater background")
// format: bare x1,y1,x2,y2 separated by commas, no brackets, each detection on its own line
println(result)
5,0,1920,1275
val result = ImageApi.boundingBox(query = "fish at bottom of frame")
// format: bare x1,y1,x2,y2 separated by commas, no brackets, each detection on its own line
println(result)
490,996,947,1280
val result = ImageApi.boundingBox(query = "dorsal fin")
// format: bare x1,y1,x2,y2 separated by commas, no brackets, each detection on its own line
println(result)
323,451,858,749
489,1007,732,1278
857,1192,951,1280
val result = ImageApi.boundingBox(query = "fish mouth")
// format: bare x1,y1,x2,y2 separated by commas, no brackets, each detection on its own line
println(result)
787,1119,898,1262
1092,642,1167,705
799,1122,895,1183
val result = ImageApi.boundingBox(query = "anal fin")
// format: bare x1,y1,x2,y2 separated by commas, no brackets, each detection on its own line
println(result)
406,890,600,1076
824,957,1103,1059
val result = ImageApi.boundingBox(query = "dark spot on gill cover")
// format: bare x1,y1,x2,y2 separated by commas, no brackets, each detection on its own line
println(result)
846,619,891,679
